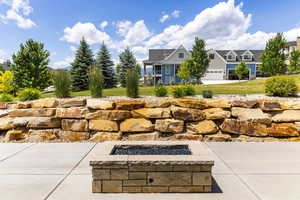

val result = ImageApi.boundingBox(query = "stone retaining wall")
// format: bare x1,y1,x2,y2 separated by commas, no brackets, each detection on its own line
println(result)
1,97,300,142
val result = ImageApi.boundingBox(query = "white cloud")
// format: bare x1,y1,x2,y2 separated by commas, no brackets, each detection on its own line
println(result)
171,10,180,18
160,14,169,23
52,57,74,69
70,46,77,53
100,21,108,29
61,22,111,45
115,20,133,37
160,10,180,23
0,0,36,29
0,49,5,57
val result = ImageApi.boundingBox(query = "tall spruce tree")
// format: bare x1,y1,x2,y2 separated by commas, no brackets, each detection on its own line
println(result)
95,43,116,88
11,39,51,90
118,48,137,87
70,38,94,91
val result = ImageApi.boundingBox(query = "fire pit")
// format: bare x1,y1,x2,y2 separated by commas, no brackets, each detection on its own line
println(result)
90,141,214,193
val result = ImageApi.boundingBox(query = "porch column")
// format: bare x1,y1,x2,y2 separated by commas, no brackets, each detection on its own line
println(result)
143,63,147,86
153,65,156,87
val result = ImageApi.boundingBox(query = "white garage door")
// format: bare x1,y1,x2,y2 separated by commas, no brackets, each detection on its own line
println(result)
203,69,224,80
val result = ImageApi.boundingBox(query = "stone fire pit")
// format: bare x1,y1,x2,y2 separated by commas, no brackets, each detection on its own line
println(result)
90,141,214,193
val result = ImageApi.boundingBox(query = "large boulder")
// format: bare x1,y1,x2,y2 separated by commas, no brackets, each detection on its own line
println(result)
60,131,89,142
280,100,300,110
173,134,203,141
0,102,7,109
9,108,56,117
27,117,61,128
58,98,86,108
127,132,159,141
203,108,230,120
85,110,131,120
4,130,25,142
231,107,271,124
155,119,184,133
171,98,207,109
56,108,87,119
86,99,115,110
272,110,300,122
220,119,268,136
231,100,258,108
120,118,154,132
62,119,89,132
89,120,118,132
267,123,299,137
205,99,231,108
27,129,60,142
0,118,15,130
259,100,282,111
115,100,145,110
187,120,218,134
144,98,170,108
203,133,232,142
8,102,31,109
31,99,58,108
131,108,171,118
89,132,122,142
171,106,206,121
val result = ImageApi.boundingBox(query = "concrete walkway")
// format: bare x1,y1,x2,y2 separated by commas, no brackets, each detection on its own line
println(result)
0,142,300,200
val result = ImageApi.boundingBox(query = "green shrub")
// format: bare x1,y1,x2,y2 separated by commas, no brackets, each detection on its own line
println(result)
183,85,196,96
0,93,14,102
89,67,104,98
53,70,71,98
172,86,185,98
126,69,139,98
154,85,168,97
17,88,41,101
265,76,298,97
202,90,213,98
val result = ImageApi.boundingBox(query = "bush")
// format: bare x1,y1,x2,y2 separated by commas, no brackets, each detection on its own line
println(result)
0,93,14,102
0,71,15,94
202,90,213,98
17,88,41,101
53,70,71,98
172,86,185,98
265,76,298,97
154,85,168,97
183,85,196,96
126,69,139,98
89,67,104,98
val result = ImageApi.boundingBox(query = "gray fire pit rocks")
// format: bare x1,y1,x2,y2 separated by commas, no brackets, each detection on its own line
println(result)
90,141,214,193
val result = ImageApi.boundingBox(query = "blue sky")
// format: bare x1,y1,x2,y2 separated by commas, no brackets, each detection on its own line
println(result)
0,0,300,68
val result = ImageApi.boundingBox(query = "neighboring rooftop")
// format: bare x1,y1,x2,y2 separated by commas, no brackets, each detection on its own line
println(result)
215,50,264,62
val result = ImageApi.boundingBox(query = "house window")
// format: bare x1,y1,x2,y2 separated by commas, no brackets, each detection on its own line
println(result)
243,54,252,61
209,54,215,59
178,53,184,58
227,55,233,60
165,65,171,75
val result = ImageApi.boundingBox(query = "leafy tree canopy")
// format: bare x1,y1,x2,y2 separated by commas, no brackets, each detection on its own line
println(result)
235,62,249,80
288,49,300,72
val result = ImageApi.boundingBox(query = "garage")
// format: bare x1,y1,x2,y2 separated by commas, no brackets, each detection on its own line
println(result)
203,69,224,80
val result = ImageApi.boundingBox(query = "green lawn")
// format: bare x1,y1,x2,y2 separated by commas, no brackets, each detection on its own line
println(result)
41,74,300,98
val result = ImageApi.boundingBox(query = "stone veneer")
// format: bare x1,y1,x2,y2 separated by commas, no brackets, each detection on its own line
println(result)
1,97,300,142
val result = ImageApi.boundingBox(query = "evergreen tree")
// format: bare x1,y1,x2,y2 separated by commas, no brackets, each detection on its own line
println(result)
95,43,116,88
260,33,287,76
288,50,300,72
190,37,210,84
70,37,94,91
11,39,51,90
118,48,137,87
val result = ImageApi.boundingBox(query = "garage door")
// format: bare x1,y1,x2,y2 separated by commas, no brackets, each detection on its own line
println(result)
203,69,224,80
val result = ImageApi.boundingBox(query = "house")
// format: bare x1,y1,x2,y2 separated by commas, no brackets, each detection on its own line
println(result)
285,37,300,55
143,45,264,85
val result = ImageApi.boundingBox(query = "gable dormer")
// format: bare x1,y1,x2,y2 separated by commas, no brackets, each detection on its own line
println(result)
226,50,237,61
241,50,253,61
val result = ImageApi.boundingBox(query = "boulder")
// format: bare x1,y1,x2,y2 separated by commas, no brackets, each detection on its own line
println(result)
8,102,31,109
31,99,58,108
231,107,271,124
58,98,86,108
171,106,206,121
173,134,203,141
4,130,25,142
85,110,131,120
86,99,115,110
62,119,88,132
60,131,89,142
231,100,258,108
267,123,299,137
120,118,154,132
155,119,184,133
131,108,171,118
89,132,122,142
0,102,7,109
127,132,159,141
27,129,60,142
280,100,300,110
144,98,170,108
171,98,207,109
89,120,118,132
203,133,232,142
220,119,268,136
187,120,218,134
0,118,14,130
259,100,282,111
203,108,231,120
115,100,145,110
56,108,87,118
0,109,9,117
9,108,56,117
272,110,300,122
27,117,61,128
232,135,279,142
205,99,231,108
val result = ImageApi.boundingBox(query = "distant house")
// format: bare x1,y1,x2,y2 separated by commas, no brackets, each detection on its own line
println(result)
285,37,300,55
143,45,264,85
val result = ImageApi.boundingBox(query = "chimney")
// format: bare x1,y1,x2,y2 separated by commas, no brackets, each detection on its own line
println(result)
297,37,300,51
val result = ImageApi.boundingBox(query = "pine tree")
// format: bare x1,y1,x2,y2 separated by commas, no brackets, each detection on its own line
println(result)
11,39,51,90
70,37,94,91
95,43,116,88
118,48,137,87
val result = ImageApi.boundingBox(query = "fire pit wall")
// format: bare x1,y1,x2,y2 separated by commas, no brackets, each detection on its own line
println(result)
1,97,300,142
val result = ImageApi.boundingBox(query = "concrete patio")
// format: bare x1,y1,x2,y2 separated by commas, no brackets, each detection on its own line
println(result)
0,142,300,200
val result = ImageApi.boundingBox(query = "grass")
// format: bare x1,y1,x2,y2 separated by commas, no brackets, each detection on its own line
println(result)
41,74,300,98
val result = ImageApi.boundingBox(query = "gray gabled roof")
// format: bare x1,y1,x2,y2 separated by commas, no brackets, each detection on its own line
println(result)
215,50,264,62
143,49,175,64
286,41,297,47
